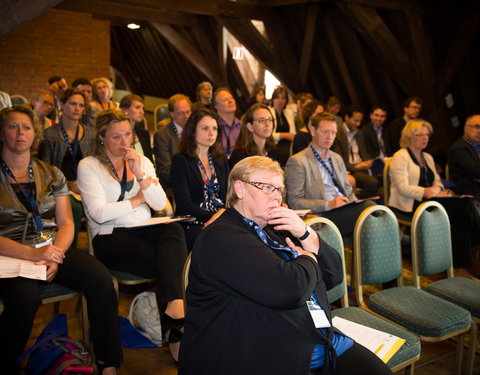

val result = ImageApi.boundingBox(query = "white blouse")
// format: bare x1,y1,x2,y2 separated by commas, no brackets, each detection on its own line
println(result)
77,155,166,237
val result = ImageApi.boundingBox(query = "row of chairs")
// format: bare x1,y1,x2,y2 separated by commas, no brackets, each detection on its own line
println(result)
182,202,478,374
307,202,478,374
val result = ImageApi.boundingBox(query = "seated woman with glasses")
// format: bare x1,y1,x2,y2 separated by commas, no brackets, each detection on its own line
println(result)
171,108,229,250
389,119,480,279
179,156,392,375
228,103,278,169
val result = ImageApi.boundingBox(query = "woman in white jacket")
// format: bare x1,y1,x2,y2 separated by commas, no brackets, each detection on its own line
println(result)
389,119,479,279
77,109,187,362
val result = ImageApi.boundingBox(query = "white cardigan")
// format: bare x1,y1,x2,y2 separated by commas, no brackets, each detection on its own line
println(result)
388,148,443,212
77,156,166,237
269,106,296,142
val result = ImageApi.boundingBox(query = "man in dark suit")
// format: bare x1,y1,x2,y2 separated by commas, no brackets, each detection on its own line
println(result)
448,114,480,196
332,106,379,198
153,94,192,198
386,96,423,153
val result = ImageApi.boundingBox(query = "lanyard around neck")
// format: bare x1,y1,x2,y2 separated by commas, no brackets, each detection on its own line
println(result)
59,123,80,162
0,159,44,233
310,146,346,196
105,156,128,201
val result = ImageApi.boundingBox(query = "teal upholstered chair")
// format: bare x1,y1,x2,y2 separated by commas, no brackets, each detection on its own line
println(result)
411,201,478,375
307,216,421,374
353,205,474,375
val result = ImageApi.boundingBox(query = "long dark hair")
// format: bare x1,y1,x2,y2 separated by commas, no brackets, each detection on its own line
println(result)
235,103,275,156
177,108,224,162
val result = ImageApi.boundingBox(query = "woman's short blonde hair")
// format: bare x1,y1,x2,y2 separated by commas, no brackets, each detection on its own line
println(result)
226,156,283,208
399,119,433,148
0,105,43,153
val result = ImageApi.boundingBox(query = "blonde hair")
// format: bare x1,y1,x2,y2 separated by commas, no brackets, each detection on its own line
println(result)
399,119,433,148
93,109,131,172
226,156,283,208
0,105,43,153
91,77,114,101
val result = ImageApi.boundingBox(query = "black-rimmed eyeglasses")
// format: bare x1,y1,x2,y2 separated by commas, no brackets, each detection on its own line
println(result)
246,181,286,197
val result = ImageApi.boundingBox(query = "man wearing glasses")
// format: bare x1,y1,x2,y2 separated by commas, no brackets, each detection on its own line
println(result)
448,114,480,196
285,112,375,236
387,97,423,153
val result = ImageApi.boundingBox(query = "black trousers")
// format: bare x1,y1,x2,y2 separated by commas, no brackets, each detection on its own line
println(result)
92,223,187,314
311,341,393,375
0,248,122,374
321,200,376,237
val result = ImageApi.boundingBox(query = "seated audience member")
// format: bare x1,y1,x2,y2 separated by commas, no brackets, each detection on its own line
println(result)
0,105,122,374
72,77,100,127
119,94,154,163
293,92,314,131
90,77,119,112
77,110,187,363
0,90,12,110
245,85,267,108
153,94,192,198
229,103,278,169
333,106,379,198
213,88,241,158
386,96,422,153
448,114,480,196
171,108,229,250
38,88,95,243
30,90,54,130
191,81,214,111
389,119,480,279
179,156,392,375
47,75,68,123
292,100,324,155
326,95,343,128
285,112,375,237
269,86,296,166
360,105,391,160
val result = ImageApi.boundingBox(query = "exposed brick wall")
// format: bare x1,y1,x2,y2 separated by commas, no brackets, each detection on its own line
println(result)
0,8,110,101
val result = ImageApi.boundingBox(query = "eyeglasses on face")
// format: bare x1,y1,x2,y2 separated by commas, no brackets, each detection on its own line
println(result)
245,181,286,197
253,117,274,125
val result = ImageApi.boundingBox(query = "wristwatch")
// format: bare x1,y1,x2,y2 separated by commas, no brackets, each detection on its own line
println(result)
298,226,312,241
136,173,147,183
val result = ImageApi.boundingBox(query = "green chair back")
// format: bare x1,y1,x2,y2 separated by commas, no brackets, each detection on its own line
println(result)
412,201,453,278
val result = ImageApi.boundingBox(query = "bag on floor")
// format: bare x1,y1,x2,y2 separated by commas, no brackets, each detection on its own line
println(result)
17,313,93,375
128,291,163,346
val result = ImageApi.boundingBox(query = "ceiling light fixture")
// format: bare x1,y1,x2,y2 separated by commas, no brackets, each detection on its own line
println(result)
127,23,141,30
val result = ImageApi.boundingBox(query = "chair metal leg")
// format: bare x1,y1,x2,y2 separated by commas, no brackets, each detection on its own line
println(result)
81,295,89,343
406,363,414,375
455,333,464,375
465,321,477,375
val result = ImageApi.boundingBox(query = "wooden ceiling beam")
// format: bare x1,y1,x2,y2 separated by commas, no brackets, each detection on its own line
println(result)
298,2,318,88
336,2,420,95
113,0,268,19
435,8,480,97
324,12,358,105
150,22,220,83
56,0,196,26
267,0,417,12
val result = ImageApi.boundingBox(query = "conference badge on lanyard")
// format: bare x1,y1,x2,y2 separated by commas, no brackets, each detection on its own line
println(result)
307,296,331,328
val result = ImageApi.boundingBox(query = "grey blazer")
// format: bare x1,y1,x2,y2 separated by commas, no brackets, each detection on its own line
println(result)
153,122,180,188
38,124,95,175
285,145,356,213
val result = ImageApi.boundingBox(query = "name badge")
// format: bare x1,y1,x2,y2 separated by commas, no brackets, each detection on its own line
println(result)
32,235,53,248
307,300,331,328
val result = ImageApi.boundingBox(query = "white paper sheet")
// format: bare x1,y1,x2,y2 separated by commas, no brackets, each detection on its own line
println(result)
0,255,46,280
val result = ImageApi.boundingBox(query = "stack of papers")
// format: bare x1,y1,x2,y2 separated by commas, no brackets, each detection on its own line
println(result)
0,255,46,280
332,316,405,363
126,216,195,229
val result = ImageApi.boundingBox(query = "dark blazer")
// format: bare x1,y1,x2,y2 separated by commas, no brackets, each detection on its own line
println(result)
135,122,154,164
179,207,342,375
448,137,480,195
228,147,279,170
292,130,312,155
359,122,392,159
331,125,370,172
154,122,180,190
386,116,406,154
171,153,229,223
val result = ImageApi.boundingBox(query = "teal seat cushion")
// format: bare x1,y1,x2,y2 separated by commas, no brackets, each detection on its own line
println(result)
110,269,152,282
427,277,480,319
368,286,471,337
39,283,78,300
332,307,420,369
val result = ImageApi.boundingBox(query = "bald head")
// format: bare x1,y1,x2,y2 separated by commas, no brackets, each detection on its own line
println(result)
464,114,480,143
